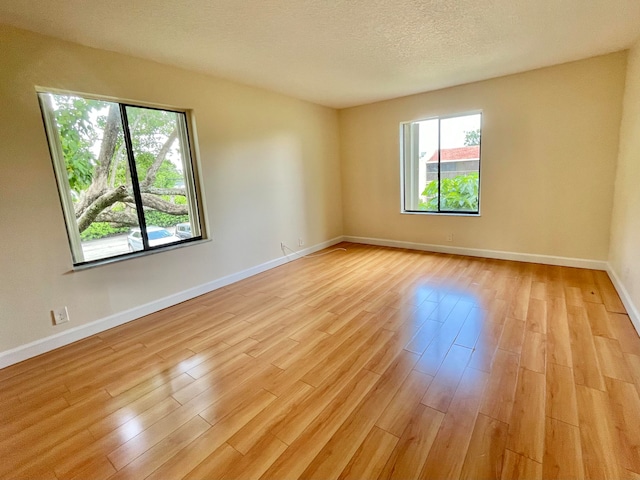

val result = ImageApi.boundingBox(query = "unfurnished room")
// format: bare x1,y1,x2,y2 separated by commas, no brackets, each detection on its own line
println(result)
1,1,640,479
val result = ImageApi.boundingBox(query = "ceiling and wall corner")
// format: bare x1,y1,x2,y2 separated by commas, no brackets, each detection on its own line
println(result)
0,0,639,108
338,52,627,261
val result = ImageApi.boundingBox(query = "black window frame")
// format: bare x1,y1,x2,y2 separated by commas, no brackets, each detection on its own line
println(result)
38,90,206,268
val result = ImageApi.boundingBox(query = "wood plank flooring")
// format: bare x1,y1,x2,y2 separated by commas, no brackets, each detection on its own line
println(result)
1,242,639,479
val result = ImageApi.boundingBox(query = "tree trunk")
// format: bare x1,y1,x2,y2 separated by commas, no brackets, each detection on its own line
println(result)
73,107,190,233
75,105,121,216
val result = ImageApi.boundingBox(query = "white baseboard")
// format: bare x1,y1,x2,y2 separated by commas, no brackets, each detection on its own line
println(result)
606,264,640,336
0,236,344,369
345,236,637,335
2,234,627,369
343,236,608,270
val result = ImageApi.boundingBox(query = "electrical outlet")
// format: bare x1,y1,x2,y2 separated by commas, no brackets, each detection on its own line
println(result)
446,233,453,242
298,238,304,247
51,306,69,326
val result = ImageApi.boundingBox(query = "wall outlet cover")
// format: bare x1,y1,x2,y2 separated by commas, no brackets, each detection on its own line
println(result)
52,307,70,325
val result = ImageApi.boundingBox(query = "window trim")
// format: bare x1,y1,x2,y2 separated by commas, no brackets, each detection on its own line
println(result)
37,88,209,268
400,110,483,216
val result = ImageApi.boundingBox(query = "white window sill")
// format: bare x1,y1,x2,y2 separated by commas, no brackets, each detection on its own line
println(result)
70,237,212,271
401,210,481,217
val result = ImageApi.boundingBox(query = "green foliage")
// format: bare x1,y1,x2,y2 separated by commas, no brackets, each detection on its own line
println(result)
80,222,128,241
53,97,183,195
420,173,479,211
127,107,176,148
51,95,189,239
129,152,182,188
155,161,183,189
52,96,108,192
464,129,481,146
144,210,189,228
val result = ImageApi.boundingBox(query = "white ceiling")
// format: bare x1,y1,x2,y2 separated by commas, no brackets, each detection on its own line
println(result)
1,0,640,108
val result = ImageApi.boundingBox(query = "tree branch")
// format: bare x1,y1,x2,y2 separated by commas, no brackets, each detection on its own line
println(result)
95,210,139,227
121,194,189,215
75,105,122,216
108,114,142,188
140,193,188,215
76,185,128,232
140,128,178,189
94,105,122,184
140,187,186,196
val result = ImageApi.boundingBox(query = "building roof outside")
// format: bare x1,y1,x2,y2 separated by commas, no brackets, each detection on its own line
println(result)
427,146,480,162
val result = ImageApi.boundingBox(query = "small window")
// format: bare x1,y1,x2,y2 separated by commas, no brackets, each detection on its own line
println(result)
401,112,482,214
38,91,205,266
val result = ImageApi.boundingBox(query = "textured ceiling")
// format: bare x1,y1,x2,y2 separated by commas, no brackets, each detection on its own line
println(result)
1,0,640,108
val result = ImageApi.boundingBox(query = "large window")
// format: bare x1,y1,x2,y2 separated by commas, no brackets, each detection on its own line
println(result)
39,92,205,266
401,112,482,214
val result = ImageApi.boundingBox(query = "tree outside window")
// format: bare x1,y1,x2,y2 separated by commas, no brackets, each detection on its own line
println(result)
39,92,204,265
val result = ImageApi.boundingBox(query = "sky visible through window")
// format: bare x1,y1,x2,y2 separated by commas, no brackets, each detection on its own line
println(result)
418,113,481,158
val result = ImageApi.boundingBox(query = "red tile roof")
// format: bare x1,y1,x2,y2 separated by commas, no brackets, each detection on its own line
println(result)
428,146,479,162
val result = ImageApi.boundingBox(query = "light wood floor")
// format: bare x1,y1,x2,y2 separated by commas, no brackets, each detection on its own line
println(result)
2,243,640,479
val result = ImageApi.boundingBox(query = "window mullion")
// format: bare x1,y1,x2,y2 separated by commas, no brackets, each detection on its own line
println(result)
119,104,149,250
406,123,420,211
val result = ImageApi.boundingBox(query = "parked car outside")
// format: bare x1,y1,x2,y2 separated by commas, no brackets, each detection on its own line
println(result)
127,226,181,252
175,222,192,239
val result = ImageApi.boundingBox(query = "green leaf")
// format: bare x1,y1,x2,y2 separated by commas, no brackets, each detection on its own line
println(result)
427,172,479,211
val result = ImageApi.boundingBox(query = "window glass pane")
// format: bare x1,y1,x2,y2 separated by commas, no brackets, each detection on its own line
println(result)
124,106,200,247
439,114,481,212
418,119,439,212
40,92,205,265
42,93,141,263
401,113,481,214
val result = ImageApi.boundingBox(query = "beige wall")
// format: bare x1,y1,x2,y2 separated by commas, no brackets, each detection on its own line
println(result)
610,39,640,321
339,53,627,260
0,24,635,357
0,26,343,352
